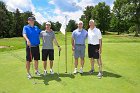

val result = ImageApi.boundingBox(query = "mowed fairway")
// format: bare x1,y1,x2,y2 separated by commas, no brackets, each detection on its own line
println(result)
0,32,140,93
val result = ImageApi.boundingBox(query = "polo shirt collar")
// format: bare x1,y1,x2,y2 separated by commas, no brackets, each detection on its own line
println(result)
78,28,83,32
90,27,96,31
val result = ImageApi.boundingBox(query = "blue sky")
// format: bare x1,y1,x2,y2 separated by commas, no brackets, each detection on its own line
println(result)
2,0,115,24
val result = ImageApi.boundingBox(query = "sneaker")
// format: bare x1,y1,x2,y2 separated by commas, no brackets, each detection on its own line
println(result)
35,71,41,76
27,73,32,79
73,68,78,74
44,70,47,76
50,69,54,74
89,69,94,74
79,68,83,74
97,72,103,79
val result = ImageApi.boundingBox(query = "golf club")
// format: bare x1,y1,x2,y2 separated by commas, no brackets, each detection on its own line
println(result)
57,49,61,75
29,47,37,84
70,51,74,74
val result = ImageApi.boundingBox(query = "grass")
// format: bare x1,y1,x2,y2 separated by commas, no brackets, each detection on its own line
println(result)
0,32,140,93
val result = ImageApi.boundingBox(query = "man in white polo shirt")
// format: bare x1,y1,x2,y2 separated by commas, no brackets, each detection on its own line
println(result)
88,19,103,78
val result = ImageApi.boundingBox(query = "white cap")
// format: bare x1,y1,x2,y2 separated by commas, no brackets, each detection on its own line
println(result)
46,22,51,25
89,19,95,23
77,21,83,24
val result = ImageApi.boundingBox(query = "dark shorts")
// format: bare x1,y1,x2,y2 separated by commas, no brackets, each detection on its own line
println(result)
42,49,54,61
26,46,40,62
88,44,100,59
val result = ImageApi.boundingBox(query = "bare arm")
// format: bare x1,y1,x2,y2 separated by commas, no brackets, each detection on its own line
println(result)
71,37,75,51
54,38,61,51
99,39,102,54
23,34,31,46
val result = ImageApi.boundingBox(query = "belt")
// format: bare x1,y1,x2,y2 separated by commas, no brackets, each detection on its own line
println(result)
30,45,39,47
89,44,99,46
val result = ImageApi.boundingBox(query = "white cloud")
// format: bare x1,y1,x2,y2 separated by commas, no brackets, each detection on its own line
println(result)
1,0,46,24
2,0,33,12
50,0,95,23
34,12,47,24
1,0,114,24
48,0,55,5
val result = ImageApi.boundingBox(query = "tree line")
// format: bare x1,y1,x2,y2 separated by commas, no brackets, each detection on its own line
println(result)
67,0,140,36
0,1,61,38
0,0,140,38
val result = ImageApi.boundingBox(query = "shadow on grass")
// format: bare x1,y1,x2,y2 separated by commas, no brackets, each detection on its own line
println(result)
80,71,122,78
32,73,75,85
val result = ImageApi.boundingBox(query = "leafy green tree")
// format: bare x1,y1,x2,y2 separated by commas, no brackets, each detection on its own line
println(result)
55,21,61,31
122,0,140,36
112,0,128,35
92,2,111,35
66,20,77,32
14,9,23,37
0,1,9,37
80,6,94,30
21,11,33,25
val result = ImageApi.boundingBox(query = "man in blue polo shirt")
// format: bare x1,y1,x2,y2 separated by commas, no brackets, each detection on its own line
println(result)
72,21,88,74
22,17,41,79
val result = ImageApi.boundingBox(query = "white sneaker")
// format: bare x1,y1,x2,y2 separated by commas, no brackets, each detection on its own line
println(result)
27,73,32,79
79,68,83,74
73,68,78,74
35,71,41,76
50,69,54,74
97,72,103,79
44,70,47,76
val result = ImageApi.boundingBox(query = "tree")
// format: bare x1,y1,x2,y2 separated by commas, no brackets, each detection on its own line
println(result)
112,0,128,35
14,9,23,37
21,11,33,25
110,13,119,32
80,6,94,30
7,12,16,37
41,22,46,30
122,0,140,36
66,20,77,32
55,21,61,31
0,1,41,38
0,1,9,38
92,2,111,35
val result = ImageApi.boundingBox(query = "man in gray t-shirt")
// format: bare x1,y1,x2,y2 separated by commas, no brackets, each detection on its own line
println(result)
40,22,61,75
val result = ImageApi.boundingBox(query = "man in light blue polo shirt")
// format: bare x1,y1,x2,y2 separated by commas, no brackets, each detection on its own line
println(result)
22,17,41,79
72,21,88,74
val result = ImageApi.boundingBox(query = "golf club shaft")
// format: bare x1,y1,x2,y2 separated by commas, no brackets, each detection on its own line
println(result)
58,50,60,75
29,47,36,84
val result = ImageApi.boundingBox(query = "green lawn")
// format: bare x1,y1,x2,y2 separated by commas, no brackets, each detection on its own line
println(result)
0,32,140,93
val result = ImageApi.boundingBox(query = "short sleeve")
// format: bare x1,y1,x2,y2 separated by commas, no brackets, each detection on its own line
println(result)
36,26,41,33
97,29,102,39
86,30,88,37
53,31,55,39
40,31,43,37
22,26,27,35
